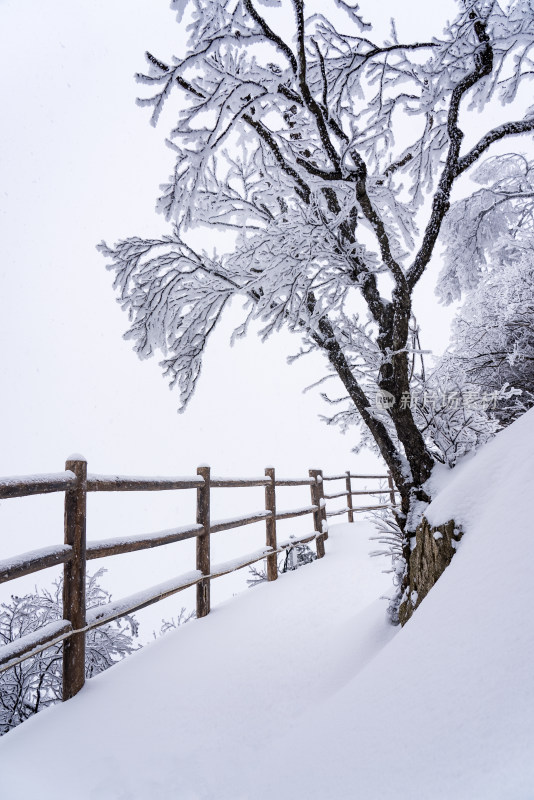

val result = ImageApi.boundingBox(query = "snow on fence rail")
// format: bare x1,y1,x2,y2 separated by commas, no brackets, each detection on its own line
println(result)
0,459,397,701
0,472,77,499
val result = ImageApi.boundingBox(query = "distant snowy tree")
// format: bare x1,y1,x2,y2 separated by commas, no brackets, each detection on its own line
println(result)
412,366,502,467
100,0,534,610
0,570,139,735
435,154,534,429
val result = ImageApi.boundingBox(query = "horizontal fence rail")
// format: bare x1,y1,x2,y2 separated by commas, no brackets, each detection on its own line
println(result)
86,475,204,492
0,459,397,700
0,472,77,500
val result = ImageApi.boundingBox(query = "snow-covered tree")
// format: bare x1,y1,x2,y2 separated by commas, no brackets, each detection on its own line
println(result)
0,570,139,735
100,1,534,581
434,153,534,428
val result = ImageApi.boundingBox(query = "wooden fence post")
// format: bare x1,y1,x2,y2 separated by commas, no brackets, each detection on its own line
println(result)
319,470,328,542
196,465,211,618
63,456,87,701
309,469,326,558
387,472,397,508
265,467,278,581
345,470,354,523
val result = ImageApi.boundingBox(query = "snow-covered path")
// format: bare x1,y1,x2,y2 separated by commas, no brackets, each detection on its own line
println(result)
3,410,534,800
0,522,395,800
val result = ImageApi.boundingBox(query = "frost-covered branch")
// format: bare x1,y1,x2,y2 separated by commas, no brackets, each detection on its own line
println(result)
458,118,534,174
102,0,534,532
407,13,495,290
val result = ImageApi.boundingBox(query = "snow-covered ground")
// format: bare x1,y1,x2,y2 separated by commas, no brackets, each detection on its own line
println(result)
0,520,395,798
2,408,534,798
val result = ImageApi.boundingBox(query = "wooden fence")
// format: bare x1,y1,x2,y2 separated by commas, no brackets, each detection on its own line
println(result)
0,459,396,701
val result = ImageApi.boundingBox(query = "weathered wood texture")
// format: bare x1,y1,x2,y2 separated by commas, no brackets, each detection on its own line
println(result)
324,472,398,523
275,505,317,522
85,571,203,630
265,468,277,581
346,472,354,523
0,545,73,584
210,511,270,534
210,548,274,580
350,489,392,496
0,472,76,500
318,472,329,544
324,488,389,499
0,619,73,673
278,532,317,548
1,458,398,704
62,458,87,701
309,470,326,558
196,466,211,618
274,478,315,486
323,490,349,500
348,474,391,479
86,475,203,492
86,524,204,560
326,504,391,516
325,507,350,517
210,477,270,488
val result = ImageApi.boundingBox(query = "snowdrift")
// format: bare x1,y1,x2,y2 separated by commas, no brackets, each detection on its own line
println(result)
249,406,534,799
1,408,534,798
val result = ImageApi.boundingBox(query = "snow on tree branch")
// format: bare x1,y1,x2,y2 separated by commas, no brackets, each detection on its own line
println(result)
437,153,534,304
102,0,534,536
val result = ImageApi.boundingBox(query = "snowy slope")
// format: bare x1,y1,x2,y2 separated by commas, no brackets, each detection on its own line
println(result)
2,409,534,799
0,521,396,800
245,407,534,799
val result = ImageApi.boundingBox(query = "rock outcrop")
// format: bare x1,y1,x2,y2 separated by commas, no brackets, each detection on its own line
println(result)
399,517,463,625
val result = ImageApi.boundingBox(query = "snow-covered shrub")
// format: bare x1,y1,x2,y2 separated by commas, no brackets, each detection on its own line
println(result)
282,541,317,573
154,606,196,637
368,507,405,624
0,569,139,735
247,543,317,587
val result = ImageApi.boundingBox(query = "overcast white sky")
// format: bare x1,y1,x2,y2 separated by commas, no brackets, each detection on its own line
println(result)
0,0,465,633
